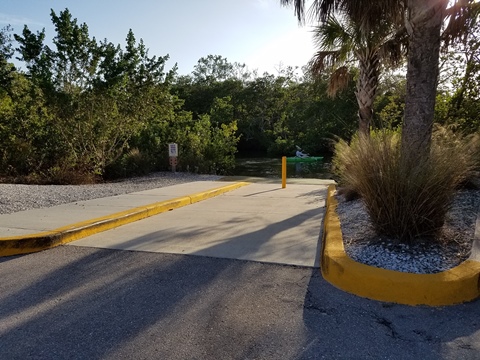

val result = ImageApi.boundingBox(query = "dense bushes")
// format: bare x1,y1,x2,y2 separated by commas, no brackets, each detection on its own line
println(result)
173,61,359,157
2,8,478,187
333,127,479,241
0,11,239,183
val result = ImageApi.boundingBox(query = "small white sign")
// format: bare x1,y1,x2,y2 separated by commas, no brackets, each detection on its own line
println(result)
168,143,178,157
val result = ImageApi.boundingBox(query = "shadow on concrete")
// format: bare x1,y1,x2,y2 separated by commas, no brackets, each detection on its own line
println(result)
243,188,284,197
0,206,322,359
106,206,322,267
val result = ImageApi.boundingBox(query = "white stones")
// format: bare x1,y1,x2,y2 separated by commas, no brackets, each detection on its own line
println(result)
336,189,480,274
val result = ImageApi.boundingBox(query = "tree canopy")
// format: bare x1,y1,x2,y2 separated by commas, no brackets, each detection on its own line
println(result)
0,6,478,184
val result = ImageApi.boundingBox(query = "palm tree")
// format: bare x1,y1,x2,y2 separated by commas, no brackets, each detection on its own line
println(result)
281,0,477,161
310,13,405,136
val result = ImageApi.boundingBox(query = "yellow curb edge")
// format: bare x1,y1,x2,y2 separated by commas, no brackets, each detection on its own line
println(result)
321,184,480,306
0,182,250,257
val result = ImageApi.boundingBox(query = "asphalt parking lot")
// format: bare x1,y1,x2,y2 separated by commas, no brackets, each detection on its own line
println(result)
1,246,479,360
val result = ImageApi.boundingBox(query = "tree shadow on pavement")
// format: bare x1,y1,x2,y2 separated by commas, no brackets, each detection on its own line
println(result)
0,208,320,359
0,247,312,359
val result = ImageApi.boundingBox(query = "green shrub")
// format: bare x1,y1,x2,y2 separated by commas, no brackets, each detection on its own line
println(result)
267,138,295,157
45,166,100,185
104,148,152,180
333,126,479,242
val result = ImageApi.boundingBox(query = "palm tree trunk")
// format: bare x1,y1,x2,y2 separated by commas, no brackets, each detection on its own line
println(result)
356,50,379,136
401,0,449,162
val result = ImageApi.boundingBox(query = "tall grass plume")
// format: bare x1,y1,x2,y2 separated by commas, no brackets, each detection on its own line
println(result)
333,126,479,242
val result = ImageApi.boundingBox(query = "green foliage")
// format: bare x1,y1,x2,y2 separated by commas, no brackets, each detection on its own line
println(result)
208,121,239,173
192,55,235,84
0,72,57,177
209,96,235,126
376,95,404,129
0,25,15,88
267,137,295,156
121,90,240,177
7,8,185,182
435,19,480,133
2,8,368,183
333,127,479,242
373,73,406,130
104,148,152,180
165,113,239,174
11,6,473,188
175,62,358,157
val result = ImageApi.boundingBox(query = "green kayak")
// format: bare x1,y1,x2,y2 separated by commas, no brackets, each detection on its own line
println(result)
286,156,323,163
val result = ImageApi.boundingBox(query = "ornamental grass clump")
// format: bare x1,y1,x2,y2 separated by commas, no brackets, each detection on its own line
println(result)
333,127,479,242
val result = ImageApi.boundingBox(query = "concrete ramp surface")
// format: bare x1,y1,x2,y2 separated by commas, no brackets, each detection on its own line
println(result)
70,183,328,267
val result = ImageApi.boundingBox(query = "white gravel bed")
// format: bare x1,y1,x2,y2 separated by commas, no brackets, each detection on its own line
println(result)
336,189,480,274
0,172,222,215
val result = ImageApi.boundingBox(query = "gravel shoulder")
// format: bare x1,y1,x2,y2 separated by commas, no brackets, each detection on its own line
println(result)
0,172,221,215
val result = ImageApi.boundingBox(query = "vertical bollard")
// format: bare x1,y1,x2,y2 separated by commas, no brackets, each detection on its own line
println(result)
282,156,286,188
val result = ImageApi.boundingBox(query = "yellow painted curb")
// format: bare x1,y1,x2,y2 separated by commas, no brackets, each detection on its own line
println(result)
322,184,480,306
0,182,250,257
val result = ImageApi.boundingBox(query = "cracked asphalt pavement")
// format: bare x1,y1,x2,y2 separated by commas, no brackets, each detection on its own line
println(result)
0,246,479,359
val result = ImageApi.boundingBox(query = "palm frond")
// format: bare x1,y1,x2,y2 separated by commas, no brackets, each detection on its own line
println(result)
309,0,404,31
327,66,351,97
442,0,480,46
377,27,408,67
279,0,308,23
307,0,336,23
309,50,340,73
280,0,406,33
312,15,356,53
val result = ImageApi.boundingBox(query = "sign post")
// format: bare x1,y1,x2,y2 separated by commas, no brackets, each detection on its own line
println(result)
168,143,178,172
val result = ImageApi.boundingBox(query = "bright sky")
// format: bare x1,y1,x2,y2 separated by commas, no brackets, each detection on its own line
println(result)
1,0,316,76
